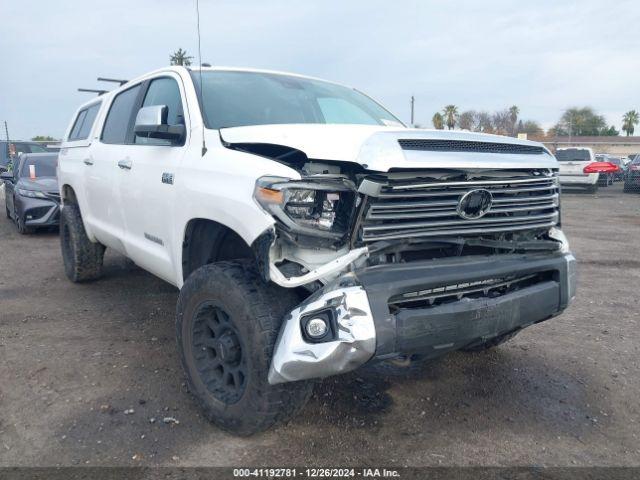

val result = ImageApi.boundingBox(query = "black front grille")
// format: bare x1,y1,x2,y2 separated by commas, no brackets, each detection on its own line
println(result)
388,271,553,312
398,139,545,155
25,206,52,220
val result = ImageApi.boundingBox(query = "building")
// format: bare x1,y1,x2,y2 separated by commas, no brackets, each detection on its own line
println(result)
541,136,640,157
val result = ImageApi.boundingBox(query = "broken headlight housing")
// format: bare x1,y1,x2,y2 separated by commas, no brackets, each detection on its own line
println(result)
254,176,358,241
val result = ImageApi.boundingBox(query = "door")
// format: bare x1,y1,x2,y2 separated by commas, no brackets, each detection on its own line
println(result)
85,84,143,252
117,75,191,283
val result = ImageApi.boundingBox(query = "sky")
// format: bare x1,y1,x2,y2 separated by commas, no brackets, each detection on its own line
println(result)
1,0,639,140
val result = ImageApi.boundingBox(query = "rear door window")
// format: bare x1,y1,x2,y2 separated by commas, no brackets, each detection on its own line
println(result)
69,103,101,141
102,85,142,144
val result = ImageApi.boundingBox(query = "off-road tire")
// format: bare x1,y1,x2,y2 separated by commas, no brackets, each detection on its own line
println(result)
60,203,105,282
176,260,313,436
461,330,520,352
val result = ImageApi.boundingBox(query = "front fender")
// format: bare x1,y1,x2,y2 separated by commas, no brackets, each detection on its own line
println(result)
173,146,300,287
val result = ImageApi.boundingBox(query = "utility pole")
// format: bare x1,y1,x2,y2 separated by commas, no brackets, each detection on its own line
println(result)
410,96,415,127
3,121,9,142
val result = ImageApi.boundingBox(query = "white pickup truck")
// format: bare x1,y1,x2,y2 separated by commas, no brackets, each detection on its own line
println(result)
58,66,576,435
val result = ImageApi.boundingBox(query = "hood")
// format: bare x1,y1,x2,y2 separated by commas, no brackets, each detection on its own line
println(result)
219,124,557,171
17,176,58,193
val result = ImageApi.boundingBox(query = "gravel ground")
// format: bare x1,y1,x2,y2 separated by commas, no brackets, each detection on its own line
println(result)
0,183,639,467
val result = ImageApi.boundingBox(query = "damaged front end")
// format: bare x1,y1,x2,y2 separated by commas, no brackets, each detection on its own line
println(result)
245,155,575,385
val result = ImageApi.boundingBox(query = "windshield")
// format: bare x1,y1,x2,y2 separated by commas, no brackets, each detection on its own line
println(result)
192,70,404,130
20,155,58,178
555,149,591,162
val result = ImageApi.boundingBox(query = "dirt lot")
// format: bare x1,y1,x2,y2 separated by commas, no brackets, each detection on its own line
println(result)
0,183,639,468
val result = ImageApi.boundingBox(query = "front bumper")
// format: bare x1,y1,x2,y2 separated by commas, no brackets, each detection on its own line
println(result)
16,196,60,227
269,252,576,384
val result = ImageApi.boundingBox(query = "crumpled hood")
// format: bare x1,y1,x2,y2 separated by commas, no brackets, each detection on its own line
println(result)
219,124,557,171
17,176,58,193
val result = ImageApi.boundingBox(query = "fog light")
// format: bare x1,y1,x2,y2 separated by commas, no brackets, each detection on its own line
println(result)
306,317,329,338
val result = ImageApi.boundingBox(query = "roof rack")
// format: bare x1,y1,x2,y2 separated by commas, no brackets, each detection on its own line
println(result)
97,77,128,86
77,88,108,96
77,76,129,96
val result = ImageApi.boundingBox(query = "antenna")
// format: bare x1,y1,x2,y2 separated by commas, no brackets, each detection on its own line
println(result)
196,0,207,156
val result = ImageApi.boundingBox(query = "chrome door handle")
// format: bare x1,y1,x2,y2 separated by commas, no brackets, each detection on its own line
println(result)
118,158,132,170
83,158,93,165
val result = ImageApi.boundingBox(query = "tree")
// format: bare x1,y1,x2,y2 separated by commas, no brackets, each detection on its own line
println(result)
31,135,57,142
432,112,444,130
601,125,620,136
442,105,458,130
492,109,512,135
457,110,476,131
170,48,193,66
508,105,519,135
516,120,543,137
552,107,607,136
622,110,639,136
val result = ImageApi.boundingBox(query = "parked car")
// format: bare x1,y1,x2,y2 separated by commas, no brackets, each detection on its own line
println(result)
595,154,617,184
624,155,640,192
557,147,600,192
1,152,61,233
607,156,626,181
58,66,575,435
0,140,51,171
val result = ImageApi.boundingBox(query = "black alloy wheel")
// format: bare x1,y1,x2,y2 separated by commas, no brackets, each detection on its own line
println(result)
191,302,247,404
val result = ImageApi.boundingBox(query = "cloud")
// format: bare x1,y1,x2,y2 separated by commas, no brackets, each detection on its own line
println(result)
1,0,638,139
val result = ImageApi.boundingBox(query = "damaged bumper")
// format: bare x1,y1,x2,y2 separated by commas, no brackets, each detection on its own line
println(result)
269,252,576,384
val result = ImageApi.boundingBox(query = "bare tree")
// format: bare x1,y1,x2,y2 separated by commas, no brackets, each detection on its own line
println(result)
476,111,494,133
457,110,476,131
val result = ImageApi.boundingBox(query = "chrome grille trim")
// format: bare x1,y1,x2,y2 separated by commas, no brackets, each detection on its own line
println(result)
359,173,559,243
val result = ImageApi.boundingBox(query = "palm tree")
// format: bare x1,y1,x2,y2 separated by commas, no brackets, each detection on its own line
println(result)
170,48,193,66
622,110,639,136
509,105,519,135
442,105,458,130
432,112,444,130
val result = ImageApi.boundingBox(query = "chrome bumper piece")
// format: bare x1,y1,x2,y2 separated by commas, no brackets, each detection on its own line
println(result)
268,284,376,385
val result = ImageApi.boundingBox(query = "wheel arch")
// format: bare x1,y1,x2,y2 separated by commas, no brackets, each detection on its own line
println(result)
61,184,79,205
180,217,257,284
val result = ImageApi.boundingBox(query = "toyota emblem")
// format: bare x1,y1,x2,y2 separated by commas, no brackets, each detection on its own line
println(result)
457,189,493,220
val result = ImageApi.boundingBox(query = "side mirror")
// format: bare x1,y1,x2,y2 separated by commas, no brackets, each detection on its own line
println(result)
134,105,185,144
1,170,14,182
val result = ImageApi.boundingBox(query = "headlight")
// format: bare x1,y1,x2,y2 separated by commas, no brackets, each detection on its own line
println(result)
254,176,357,240
17,188,46,198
